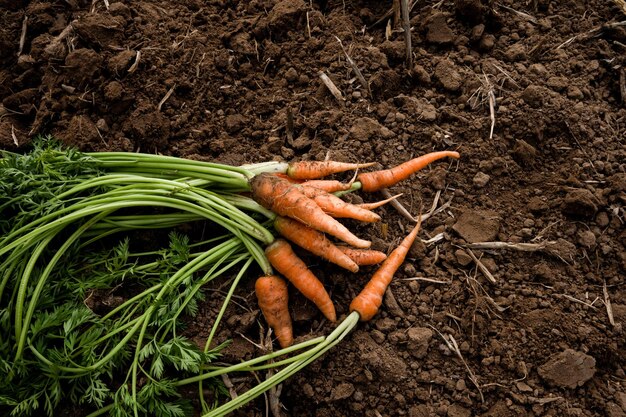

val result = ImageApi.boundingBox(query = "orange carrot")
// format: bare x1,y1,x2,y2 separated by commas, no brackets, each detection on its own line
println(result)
350,219,422,321
300,179,353,193
274,216,359,273
287,160,376,180
337,247,388,266
273,173,303,183
300,186,380,223
265,239,337,322
255,275,293,348
250,173,371,248
357,194,403,210
357,151,460,192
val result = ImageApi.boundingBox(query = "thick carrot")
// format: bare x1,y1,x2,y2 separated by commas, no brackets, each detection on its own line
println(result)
265,239,337,322
250,173,371,248
300,179,353,193
357,194,403,210
350,219,422,321
357,151,460,192
337,247,388,266
300,186,380,223
287,160,376,180
273,216,359,273
255,275,293,348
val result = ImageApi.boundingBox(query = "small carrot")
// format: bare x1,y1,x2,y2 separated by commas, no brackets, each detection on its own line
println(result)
357,194,403,210
287,160,376,180
255,275,293,348
274,216,359,273
250,173,371,248
337,247,388,266
273,173,303,183
300,186,381,223
300,179,353,193
265,239,337,322
350,218,422,321
357,151,460,192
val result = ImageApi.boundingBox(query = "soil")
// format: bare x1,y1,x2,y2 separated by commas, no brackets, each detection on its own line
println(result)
1,0,626,416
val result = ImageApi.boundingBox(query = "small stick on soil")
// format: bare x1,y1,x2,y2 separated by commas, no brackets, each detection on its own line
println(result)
306,11,311,39
381,189,450,223
319,72,344,102
464,248,496,284
11,124,18,147
400,0,413,68
221,374,238,399
429,327,485,403
158,84,176,111
556,293,599,309
603,280,615,326
285,107,294,145
128,50,141,74
463,241,558,252
496,3,538,24
17,15,28,57
557,20,626,49
103,0,110,10
487,81,496,140
402,277,451,284
335,36,371,98
422,232,445,245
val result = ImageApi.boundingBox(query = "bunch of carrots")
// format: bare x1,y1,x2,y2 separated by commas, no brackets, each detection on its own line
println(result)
250,151,460,348
0,138,459,417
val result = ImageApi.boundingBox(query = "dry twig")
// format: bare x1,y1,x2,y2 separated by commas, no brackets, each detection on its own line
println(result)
128,50,141,74
402,277,451,284
463,241,558,252
464,248,496,284
496,3,538,24
158,84,176,111
603,281,615,326
380,189,451,223
429,326,485,403
557,20,626,50
319,72,344,102
335,36,371,98
18,16,28,57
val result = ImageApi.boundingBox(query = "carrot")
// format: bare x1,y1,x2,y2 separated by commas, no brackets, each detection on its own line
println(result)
300,179,353,193
337,247,388,266
357,194,403,210
273,216,359,273
357,151,460,192
250,173,371,248
255,275,293,348
350,218,422,321
300,186,380,223
265,239,337,322
287,160,376,180
273,173,303,183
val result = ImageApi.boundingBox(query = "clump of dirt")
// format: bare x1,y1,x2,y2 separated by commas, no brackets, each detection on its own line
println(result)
1,0,625,416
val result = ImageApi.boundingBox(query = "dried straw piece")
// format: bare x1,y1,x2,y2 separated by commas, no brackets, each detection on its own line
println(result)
319,72,344,102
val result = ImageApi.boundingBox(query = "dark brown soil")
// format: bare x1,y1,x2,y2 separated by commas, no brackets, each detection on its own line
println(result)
2,0,626,416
